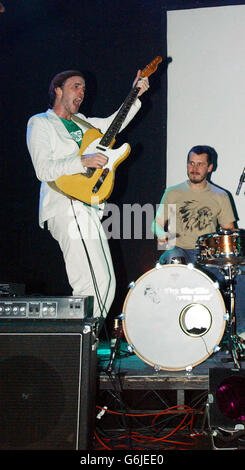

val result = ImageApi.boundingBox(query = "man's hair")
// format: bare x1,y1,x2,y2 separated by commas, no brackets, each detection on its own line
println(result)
187,145,214,166
48,70,85,107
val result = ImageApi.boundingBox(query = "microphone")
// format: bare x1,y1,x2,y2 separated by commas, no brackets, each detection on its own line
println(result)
107,335,121,373
236,167,245,195
107,315,123,373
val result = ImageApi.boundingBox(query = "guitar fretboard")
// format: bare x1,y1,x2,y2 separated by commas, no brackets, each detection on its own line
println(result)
85,85,140,179
100,86,140,147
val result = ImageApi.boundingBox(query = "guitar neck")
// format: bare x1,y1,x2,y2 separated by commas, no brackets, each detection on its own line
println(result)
100,85,140,147
97,56,163,147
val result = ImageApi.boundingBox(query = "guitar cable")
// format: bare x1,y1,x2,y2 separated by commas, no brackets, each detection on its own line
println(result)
71,200,112,322
65,120,114,329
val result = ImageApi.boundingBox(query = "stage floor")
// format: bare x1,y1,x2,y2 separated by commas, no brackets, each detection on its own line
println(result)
98,339,245,393
94,340,245,451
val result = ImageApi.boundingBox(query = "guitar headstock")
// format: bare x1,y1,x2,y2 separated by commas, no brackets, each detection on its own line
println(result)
141,56,162,78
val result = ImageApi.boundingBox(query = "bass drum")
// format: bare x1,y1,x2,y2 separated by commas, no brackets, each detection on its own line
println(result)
122,264,226,371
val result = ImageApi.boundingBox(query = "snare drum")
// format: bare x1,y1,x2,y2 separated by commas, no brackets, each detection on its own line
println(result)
196,229,245,267
122,264,226,371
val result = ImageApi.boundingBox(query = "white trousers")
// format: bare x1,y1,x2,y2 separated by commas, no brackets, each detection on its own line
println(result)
47,201,116,319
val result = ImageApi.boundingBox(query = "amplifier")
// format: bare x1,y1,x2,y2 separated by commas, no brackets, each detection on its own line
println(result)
0,296,94,320
0,318,98,449
0,283,25,296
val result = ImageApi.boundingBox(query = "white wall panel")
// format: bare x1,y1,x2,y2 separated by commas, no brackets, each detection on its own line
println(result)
167,5,245,226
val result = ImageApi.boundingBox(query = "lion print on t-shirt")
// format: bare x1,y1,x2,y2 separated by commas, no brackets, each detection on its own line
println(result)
179,200,213,232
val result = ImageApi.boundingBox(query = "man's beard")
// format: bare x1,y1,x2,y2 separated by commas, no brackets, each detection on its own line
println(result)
189,172,207,184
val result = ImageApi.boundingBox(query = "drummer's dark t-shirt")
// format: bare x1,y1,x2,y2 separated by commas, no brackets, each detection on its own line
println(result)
155,180,235,250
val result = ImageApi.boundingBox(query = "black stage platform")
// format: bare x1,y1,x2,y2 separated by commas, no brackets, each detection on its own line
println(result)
95,340,245,451
98,339,243,394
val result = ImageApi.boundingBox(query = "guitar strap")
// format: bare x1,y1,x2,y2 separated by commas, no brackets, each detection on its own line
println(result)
71,114,101,133
48,115,99,196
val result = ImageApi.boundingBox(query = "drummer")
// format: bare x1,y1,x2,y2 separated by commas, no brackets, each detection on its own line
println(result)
152,145,245,338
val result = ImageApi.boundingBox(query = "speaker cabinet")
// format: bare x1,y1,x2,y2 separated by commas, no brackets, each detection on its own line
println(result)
209,367,245,429
209,367,245,449
0,319,98,450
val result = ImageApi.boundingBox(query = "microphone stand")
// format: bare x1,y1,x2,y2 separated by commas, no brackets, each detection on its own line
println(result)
107,316,123,373
236,167,245,195
221,265,245,369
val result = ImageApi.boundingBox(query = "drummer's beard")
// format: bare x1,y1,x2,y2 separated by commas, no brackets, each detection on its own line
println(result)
188,172,207,184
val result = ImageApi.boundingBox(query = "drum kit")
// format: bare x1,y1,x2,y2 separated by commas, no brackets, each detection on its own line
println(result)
121,229,245,372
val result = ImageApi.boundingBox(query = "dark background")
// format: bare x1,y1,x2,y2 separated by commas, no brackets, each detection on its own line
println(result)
0,0,244,328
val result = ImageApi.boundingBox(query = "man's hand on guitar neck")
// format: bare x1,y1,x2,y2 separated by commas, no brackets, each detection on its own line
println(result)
81,153,108,169
132,70,150,97
79,71,149,171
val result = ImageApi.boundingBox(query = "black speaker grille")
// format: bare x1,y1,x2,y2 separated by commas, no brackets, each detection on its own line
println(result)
0,334,83,449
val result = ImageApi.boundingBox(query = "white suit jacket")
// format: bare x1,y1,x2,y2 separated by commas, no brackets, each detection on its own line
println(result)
26,100,141,227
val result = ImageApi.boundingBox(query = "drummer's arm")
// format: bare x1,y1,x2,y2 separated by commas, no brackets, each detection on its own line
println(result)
152,217,169,244
220,222,235,230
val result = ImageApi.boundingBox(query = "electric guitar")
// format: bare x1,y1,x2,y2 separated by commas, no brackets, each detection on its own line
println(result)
54,56,162,205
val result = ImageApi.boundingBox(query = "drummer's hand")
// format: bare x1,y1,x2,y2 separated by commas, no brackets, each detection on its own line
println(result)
157,237,168,246
220,223,235,231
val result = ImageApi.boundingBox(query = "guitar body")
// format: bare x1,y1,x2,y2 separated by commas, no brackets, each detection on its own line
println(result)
55,128,131,204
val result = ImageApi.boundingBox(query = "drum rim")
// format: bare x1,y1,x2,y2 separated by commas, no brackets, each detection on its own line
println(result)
122,263,225,310
196,230,245,266
122,263,226,371
198,229,245,239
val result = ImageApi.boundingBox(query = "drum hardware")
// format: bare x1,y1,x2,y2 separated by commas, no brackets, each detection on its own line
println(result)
107,314,124,373
127,343,134,354
170,257,186,265
219,265,245,369
196,229,245,368
128,281,136,288
235,267,245,275
196,229,245,268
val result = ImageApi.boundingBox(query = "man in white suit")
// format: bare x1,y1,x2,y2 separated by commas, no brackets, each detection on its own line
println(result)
26,69,149,322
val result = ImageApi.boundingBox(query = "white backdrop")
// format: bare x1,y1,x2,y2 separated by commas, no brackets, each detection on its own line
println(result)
167,5,245,227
